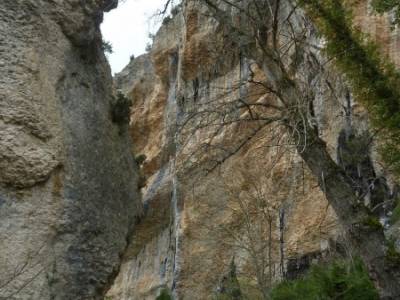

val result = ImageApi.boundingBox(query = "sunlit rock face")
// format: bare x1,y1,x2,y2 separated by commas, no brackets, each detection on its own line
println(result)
0,1,141,299
108,1,400,299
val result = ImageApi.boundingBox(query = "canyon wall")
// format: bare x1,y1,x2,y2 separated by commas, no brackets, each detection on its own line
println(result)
108,1,400,299
1,0,398,299
0,1,141,299
108,2,349,299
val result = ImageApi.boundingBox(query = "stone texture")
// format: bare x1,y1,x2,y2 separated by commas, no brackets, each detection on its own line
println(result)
0,1,140,299
108,1,400,299
2,0,395,299
108,2,339,299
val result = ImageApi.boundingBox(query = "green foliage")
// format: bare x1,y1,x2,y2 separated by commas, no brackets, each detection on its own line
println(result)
111,92,131,125
300,0,400,176
372,0,400,25
102,40,113,54
135,154,147,165
270,259,379,300
362,216,384,231
162,15,172,26
156,288,173,300
236,278,264,300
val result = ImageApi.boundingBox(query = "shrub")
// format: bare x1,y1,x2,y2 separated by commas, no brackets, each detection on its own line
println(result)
135,154,147,165
111,92,131,125
156,288,173,300
101,40,113,54
162,16,172,26
270,259,378,300
362,216,384,231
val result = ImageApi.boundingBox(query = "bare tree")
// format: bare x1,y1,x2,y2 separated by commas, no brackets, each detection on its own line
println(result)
175,0,400,298
198,152,301,299
219,170,279,299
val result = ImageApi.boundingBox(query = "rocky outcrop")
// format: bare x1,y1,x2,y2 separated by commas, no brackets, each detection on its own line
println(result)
0,1,140,299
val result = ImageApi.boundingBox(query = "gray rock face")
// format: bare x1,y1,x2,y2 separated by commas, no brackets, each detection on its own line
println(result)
0,1,141,299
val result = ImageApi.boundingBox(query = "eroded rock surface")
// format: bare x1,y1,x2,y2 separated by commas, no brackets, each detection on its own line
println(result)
2,0,398,299
0,1,140,299
108,2,337,299
108,1,400,299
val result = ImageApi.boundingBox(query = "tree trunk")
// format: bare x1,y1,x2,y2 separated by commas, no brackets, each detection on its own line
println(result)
196,1,400,296
258,54,400,297
295,126,400,299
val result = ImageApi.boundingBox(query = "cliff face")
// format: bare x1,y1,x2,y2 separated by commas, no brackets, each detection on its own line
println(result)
2,0,396,299
0,1,141,299
108,1,400,299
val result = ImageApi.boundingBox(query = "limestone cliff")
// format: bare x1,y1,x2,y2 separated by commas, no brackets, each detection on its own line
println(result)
2,0,398,299
108,1,400,299
109,3,335,300
0,1,141,299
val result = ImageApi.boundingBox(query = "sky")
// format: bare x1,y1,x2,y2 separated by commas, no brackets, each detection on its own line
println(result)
101,0,168,74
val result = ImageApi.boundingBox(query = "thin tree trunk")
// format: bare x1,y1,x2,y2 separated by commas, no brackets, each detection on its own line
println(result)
268,218,273,287
294,125,400,299
195,0,400,296
279,208,285,278
258,54,400,298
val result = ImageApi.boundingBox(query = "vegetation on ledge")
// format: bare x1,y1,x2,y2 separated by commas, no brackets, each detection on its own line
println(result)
270,258,378,300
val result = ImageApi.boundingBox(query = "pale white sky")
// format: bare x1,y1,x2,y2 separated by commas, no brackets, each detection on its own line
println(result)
101,0,168,74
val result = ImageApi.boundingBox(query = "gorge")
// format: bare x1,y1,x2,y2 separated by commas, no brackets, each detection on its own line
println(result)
1,0,400,299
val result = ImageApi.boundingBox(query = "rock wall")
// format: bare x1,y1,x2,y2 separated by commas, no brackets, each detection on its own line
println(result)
107,0,400,299
0,1,141,299
109,2,340,299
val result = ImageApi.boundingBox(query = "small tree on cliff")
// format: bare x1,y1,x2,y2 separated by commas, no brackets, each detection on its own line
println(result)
198,156,299,299
174,0,400,297
214,167,282,299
